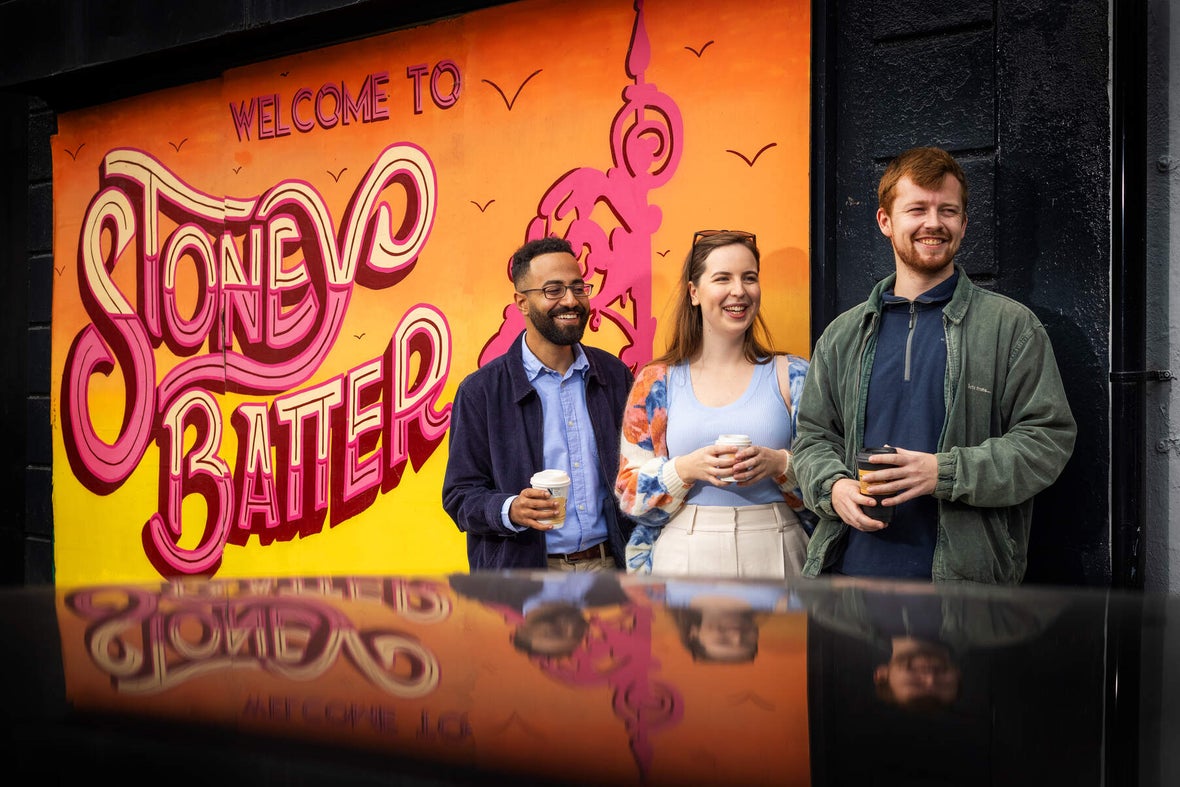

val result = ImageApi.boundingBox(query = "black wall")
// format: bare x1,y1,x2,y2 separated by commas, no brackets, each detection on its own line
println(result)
0,0,1113,586
818,0,1111,585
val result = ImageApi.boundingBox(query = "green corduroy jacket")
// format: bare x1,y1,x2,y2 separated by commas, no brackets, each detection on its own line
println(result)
793,267,1077,584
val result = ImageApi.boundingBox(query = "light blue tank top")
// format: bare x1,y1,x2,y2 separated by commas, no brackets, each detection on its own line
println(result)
665,359,792,506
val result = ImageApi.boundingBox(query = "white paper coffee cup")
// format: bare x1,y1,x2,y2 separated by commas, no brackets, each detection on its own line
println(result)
714,434,752,483
530,469,571,527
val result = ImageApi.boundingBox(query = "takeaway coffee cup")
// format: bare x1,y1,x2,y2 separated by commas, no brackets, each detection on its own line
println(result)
715,434,752,483
530,469,571,528
856,447,897,522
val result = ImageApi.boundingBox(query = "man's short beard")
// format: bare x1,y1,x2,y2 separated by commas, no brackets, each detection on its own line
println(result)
531,307,589,346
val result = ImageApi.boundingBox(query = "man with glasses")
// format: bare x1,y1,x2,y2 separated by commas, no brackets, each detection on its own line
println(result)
443,236,635,571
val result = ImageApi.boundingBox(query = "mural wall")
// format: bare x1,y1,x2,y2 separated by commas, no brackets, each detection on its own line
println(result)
50,0,812,584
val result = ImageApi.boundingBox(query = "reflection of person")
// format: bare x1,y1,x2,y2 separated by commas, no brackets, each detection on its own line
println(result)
615,230,810,578
443,236,634,571
793,147,1077,582
874,637,961,710
450,572,630,658
663,581,795,663
800,580,1064,713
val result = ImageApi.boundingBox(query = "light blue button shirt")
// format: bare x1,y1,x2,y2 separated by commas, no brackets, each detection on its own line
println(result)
499,334,608,554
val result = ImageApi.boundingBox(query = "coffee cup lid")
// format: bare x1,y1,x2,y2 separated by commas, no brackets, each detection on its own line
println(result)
531,469,571,486
716,434,752,444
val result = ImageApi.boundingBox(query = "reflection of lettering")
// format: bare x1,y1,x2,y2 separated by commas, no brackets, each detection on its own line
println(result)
417,709,472,741
60,145,450,576
243,694,400,734
480,0,679,372
165,576,454,624
66,579,448,697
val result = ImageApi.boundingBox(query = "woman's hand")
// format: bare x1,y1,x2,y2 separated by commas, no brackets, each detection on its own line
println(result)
674,445,789,487
732,446,790,486
674,444,743,487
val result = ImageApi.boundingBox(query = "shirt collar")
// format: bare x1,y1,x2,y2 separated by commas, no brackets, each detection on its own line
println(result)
520,333,588,381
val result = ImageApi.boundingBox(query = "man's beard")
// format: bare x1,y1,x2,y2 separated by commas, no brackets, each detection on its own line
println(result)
531,304,589,346
895,234,958,275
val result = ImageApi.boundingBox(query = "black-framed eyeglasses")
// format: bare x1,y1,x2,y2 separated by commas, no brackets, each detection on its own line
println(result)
692,229,757,248
517,282,595,300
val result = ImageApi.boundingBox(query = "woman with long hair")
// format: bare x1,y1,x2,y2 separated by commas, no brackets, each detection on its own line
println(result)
615,230,810,577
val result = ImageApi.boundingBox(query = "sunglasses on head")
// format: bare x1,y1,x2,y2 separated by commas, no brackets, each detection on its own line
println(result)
692,229,757,248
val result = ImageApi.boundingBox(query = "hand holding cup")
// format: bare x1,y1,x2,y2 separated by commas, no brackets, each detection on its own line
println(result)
856,447,897,522
714,434,752,483
530,469,571,528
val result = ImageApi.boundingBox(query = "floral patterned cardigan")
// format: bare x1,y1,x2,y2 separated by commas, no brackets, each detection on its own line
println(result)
614,355,813,573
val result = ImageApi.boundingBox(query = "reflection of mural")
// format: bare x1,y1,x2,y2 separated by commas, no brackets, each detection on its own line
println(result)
451,572,683,779
66,578,449,696
51,0,812,583
58,573,809,785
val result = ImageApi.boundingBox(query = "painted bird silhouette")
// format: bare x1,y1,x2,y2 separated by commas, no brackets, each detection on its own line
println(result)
725,142,777,167
482,69,543,110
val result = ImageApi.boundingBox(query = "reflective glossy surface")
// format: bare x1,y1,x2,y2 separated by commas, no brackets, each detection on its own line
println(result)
0,573,1172,786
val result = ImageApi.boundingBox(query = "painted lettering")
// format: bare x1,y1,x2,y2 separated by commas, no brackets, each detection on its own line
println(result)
144,309,451,576
406,62,460,115
64,143,450,576
229,72,397,141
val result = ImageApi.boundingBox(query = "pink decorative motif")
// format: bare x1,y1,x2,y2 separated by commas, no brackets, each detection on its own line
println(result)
479,0,681,373
537,603,683,781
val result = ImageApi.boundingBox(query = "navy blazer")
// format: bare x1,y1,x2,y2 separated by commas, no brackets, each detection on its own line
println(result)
442,332,635,569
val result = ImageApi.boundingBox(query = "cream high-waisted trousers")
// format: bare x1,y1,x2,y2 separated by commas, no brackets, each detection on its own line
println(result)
650,502,808,579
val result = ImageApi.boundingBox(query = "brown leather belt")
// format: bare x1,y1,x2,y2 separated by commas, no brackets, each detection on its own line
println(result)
548,542,611,563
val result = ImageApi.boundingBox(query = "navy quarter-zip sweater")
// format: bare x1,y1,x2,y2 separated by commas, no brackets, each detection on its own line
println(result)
835,272,957,579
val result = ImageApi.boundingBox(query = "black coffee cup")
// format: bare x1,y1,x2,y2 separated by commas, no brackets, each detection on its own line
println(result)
856,447,897,522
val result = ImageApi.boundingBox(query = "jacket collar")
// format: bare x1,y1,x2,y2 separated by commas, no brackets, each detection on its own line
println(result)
942,266,974,324
860,265,975,328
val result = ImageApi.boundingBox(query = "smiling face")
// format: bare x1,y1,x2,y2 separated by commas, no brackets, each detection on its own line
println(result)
514,603,589,657
514,251,590,348
877,173,967,281
693,608,759,662
874,638,962,709
688,242,761,343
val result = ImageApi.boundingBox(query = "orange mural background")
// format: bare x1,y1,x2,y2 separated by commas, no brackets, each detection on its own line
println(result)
50,0,812,584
